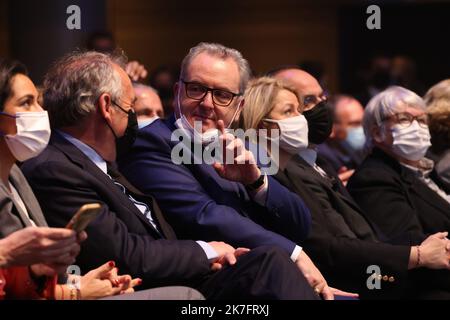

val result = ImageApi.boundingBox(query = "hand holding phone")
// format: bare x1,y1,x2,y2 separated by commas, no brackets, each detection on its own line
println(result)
66,203,102,233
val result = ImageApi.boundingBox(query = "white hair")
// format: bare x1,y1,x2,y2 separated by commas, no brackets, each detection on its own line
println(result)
363,86,426,149
43,51,127,128
180,42,251,94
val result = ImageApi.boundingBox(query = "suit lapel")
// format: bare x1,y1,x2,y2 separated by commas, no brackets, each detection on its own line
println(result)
289,155,377,240
51,133,164,238
400,166,450,214
8,165,47,227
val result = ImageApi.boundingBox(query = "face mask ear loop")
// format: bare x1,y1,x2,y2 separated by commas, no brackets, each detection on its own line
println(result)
0,111,18,118
226,98,243,129
0,112,18,137
176,82,184,122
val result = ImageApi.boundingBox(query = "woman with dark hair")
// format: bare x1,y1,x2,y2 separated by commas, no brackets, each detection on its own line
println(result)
0,58,140,299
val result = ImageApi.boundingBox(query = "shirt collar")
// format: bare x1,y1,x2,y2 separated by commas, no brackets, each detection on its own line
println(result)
400,157,434,178
57,130,107,174
298,147,318,167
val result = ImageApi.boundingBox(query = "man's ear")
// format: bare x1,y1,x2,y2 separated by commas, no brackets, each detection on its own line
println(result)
329,124,337,139
98,93,113,121
371,125,384,143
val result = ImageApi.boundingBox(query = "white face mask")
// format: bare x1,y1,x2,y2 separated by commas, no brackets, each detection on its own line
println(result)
391,120,431,161
1,111,51,162
263,115,309,155
138,116,159,129
345,125,366,150
174,84,240,145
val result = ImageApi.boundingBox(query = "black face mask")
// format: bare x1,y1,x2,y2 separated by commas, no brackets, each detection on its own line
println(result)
303,101,333,145
116,110,138,157
107,105,139,158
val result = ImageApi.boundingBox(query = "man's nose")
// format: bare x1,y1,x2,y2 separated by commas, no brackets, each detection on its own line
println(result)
199,90,215,109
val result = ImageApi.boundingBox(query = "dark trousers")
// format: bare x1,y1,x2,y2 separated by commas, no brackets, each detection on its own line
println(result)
197,246,319,300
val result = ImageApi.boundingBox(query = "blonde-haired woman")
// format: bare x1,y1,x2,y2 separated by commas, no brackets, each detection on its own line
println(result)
424,79,450,188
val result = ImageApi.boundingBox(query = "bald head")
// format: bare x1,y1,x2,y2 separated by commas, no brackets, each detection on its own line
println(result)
133,84,164,120
273,68,325,110
331,95,364,141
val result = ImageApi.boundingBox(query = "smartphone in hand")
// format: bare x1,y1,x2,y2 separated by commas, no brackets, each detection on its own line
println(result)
66,203,102,233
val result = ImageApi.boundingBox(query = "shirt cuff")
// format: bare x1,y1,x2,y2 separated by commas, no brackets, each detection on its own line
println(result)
251,175,268,206
290,245,303,262
196,241,219,262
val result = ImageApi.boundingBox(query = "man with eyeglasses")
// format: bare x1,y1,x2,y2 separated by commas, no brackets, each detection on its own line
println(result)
348,85,450,243
119,42,345,299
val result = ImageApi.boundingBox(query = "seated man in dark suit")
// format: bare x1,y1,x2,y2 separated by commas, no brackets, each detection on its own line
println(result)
347,86,450,242
317,95,367,184
119,42,339,298
252,70,450,299
21,51,318,300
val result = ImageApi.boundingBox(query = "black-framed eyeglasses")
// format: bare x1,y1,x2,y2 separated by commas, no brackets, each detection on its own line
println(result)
383,112,429,128
302,92,329,109
181,80,241,107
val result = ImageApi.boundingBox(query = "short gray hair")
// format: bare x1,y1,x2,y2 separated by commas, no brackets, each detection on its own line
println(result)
363,86,426,149
180,42,251,94
43,51,127,128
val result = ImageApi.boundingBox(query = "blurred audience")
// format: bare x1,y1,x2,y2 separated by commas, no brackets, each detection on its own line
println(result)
391,55,426,96
348,86,450,243
87,31,148,82
317,95,367,183
149,65,178,118
356,54,393,106
133,83,164,129
424,79,450,189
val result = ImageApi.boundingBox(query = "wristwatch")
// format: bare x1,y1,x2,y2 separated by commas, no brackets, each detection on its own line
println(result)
246,174,265,192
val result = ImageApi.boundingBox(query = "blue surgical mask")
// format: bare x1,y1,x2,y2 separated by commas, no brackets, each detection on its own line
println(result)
138,116,159,129
345,126,366,150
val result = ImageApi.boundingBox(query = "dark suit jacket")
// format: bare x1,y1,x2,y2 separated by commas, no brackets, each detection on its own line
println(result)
0,164,47,238
275,155,411,299
347,148,450,243
21,132,211,288
118,117,312,254
317,139,365,172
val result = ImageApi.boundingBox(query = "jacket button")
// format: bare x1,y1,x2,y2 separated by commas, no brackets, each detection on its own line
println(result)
389,276,395,282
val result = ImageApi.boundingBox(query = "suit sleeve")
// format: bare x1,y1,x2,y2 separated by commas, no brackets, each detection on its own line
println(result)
347,167,427,244
22,160,211,288
119,129,302,254
305,220,410,299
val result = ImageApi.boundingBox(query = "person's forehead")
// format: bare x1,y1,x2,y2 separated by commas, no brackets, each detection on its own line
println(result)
275,89,299,105
403,106,425,116
10,74,38,97
185,52,240,91
275,69,322,96
114,64,134,97
336,99,364,118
